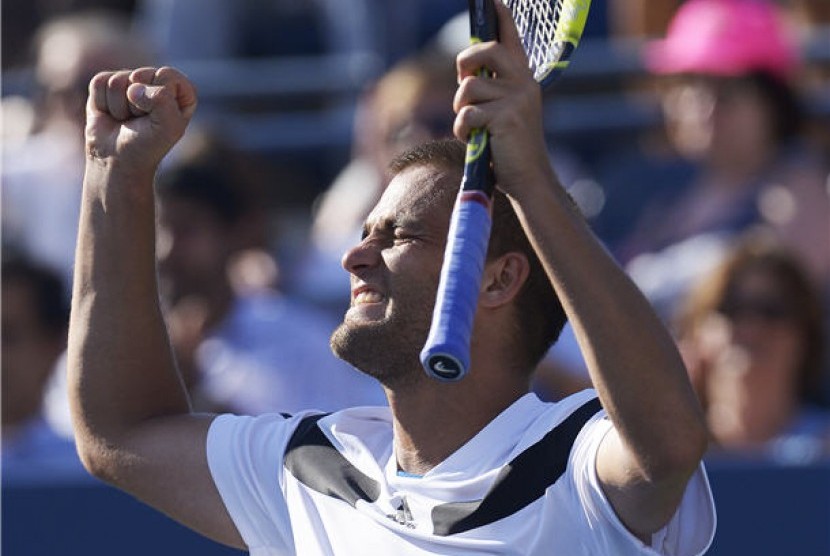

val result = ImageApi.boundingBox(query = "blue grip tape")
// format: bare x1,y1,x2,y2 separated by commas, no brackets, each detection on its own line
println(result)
421,191,492,381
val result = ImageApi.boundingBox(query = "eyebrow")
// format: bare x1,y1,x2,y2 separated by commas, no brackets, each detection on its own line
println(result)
361,217,393,241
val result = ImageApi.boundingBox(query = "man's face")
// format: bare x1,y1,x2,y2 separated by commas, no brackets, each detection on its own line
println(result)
330,164,456,384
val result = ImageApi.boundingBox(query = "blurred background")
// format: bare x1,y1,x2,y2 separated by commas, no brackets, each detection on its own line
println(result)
2,0,829,554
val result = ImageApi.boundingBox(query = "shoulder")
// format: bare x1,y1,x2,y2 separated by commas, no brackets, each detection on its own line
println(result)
502,391,605,476
509,390,605,483
207,410,328,465
208,407,393,460
531,390,605,438
278,407,392,509
290,406,394,463
549,396,717,554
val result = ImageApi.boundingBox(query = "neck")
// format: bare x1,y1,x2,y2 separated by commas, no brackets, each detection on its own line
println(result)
387,364,529,475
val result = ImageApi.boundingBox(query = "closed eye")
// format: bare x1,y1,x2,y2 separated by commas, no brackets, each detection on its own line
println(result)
393,232,418,244
362,217,426,247
362,218,396,242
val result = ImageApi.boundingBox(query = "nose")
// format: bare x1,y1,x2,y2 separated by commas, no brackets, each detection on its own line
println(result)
341,238,381,274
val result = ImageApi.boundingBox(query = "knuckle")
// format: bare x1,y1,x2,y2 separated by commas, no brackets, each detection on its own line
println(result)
106,71,128,87
154,66,181,82
457,106,477,129
130,66,158,81
452,91,463,113
89,72,110,90
454,77,476,106
456,49,470,66
459,75,476,92
91,71,110,84
453,118,468,141
456,48,478,71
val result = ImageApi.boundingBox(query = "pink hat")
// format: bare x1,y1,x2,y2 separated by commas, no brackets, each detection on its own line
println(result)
645,0,799,80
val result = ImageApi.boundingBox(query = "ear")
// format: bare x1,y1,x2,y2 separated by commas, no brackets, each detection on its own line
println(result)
479,252,530,309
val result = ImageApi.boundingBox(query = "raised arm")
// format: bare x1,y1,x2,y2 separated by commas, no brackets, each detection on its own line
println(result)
453,3,708,541
68,66,243,548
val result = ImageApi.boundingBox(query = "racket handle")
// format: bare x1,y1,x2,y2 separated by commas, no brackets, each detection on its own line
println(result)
420,0,498,382
421,189,492,381
468,0,498,44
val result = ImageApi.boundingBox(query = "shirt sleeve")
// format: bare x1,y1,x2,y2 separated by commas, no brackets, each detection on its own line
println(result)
569,416,717,556
206,412,303,554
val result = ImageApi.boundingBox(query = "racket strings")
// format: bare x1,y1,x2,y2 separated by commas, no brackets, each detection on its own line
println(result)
504,0,568,82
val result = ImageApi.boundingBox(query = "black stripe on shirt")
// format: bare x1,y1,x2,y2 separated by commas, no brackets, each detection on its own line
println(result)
284,413,381,506
431,397,603,536
282,397,603,535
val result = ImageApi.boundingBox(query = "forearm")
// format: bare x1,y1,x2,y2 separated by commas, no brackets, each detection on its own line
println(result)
68,157,190,454
451,8,707,533
510,174,707,475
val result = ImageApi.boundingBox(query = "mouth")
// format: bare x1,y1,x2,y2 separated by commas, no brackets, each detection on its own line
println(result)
345,285,388,323
354,291,384,305
351,285,386,306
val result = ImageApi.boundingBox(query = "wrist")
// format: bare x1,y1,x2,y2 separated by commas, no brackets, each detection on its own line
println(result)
502,163,562,205
84,153,158,202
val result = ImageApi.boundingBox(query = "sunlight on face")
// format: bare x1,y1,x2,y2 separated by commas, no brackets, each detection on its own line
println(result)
331,165,456,384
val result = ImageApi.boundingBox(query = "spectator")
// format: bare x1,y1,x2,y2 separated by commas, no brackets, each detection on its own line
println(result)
155,133,386,414
592,0,829,321
2,10,153,289
136,0,461,68
2,1,138,70
1,255,83,477
675,233,829,462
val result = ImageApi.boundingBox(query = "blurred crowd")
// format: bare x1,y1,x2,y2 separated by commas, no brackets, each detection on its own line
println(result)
2,0,829,482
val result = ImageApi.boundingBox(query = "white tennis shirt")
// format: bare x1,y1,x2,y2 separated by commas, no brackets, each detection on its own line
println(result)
207,390,716,555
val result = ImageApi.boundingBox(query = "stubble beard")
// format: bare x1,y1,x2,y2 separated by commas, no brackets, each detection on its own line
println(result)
330,301,430,389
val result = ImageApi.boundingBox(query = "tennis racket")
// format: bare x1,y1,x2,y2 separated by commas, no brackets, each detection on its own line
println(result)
421,0,592,381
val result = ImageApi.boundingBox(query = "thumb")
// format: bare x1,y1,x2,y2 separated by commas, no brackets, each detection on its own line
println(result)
126,83,186,123
126,83,159,114
126,82,190,135
125,81,191,152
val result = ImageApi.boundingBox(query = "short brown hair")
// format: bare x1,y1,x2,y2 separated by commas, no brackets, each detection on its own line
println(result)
390,139,567,371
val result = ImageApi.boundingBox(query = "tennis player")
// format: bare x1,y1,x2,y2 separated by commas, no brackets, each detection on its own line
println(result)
68,3,716,554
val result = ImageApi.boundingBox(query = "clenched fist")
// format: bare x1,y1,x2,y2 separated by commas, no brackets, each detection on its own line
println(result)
85,66,197,176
